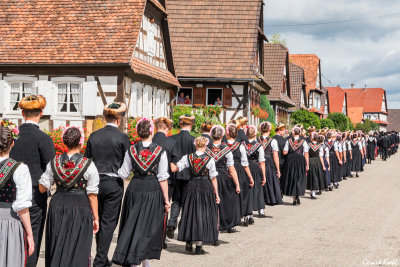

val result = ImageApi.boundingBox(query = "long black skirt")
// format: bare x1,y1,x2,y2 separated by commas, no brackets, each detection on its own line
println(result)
216,167,241,231
178,179,218,243
345,151,352,177
45,190,93,267
249,160,265,211
263,157,283,205
235,162,252,216
352,149,363,172
324,157,331,185
329,151,341,183
307,157,327,190
113,178,166,266
280,153,306,196
367,143,375,160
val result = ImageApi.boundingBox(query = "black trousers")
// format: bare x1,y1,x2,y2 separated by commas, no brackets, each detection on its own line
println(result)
26,187,47,267
382,148,388,161
167,179,187,229
93,176,124,267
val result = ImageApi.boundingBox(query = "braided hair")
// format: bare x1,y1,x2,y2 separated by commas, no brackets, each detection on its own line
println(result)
63,127,82,149
0,125,13,154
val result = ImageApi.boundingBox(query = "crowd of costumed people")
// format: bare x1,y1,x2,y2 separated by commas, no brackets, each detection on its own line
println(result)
0,94,399,267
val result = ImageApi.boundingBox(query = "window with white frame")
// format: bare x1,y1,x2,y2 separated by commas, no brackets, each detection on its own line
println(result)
10,82,35,111
176,88,193,105
314,93,321,109
57,83,81,113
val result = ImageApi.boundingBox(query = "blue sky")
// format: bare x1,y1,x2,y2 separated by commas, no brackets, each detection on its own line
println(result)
264,0,400,109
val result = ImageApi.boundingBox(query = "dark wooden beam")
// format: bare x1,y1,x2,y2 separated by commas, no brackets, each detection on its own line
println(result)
95,76,107,106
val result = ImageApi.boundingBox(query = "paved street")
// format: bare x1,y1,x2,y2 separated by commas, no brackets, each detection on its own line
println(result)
38,153,400,267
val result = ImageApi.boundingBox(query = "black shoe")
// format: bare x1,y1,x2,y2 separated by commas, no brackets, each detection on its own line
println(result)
163,242,168,249
195,246,206,255
166,226,175,239
350,175,354,178
296,197,301,205
242,217,249,227
316,191,322,195
248,217,255,225
293,200,297,205
329,187,333,191
334,184,338,189
311,195,316,199
356,174,359,177
105,259,113,267
185,242,193,252
343,177,347,180
227,227,237,233
258,213,267,218
213,240,220,246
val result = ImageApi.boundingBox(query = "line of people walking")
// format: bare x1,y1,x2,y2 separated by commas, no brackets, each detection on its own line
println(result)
0,94,398,267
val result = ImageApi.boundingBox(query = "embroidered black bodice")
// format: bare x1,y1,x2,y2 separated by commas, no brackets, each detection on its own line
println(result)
129,141,163,179
0,159,20,203
243,140,261,161
227,142,241,163
351,140,359,150
308,142,322,158
187,153,211,178
325,141,336,154
259,136,273,157
288,138,305,155
51,153,92,192
206,144,231,169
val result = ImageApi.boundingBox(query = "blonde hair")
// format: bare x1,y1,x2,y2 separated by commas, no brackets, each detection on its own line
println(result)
246,126,257,139
194,136,208,148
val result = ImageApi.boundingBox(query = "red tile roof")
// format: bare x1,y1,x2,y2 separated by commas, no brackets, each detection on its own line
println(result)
326,86,346,113
166,0,266,82
348,107,364,124
289,54,321,96
343,88,386,114
263,44,295,107
0,0,180,87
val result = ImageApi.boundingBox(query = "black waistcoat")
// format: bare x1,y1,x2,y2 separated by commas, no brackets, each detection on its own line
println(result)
153,132,180,183
0,158,21,203
171,130,195,181
84,125,131,175
236,129,248,143
10,123,55,186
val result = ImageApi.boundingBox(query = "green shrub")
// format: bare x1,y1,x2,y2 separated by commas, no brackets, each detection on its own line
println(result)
320,118,335,129
291,109,321,129
328,112,349,131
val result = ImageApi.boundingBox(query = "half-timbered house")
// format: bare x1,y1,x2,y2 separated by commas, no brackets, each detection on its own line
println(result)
166,0,270,124
289,54,326,118
289,63,307,113
0,0,179,131
263,44,295,124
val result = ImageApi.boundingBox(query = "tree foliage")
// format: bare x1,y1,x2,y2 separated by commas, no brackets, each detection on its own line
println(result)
269,33,287,46
328,112,349,131
291,109,321,129
320,118,335,129
354,119,378,133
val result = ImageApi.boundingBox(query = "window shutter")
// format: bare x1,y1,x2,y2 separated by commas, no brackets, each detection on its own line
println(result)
36,80,54,115
193,87,204,106
142,85,150,118
0,80,5,114
128,83,138,117
82,81,98,116
223,87,232,107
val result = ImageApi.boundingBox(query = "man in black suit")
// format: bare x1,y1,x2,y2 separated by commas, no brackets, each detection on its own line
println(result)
86,103,131,267
10,95,55,267
166,115,195,239
152,117,180,248
381,132,390,161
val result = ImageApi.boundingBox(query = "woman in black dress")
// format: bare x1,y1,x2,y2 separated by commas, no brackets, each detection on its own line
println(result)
243,126,266,219
325,132,342,189
112,118,170,267
351,134,363,177
259,122,283,206
39,126,99,267
225,124,254,226
172,136,220,255
343,132,352,179
366,132,376,164
281,127,309,205
0,121,34,267
207,125,241,233
306,133,327,199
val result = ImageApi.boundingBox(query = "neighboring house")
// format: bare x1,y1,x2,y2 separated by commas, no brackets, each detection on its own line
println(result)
326,86,348,115
0,0,180,130
263,44,295,124
289,63,307,113
348,107,364,125
388,109,400,132
290,54,325,117
166,0,270,124
343,88,389,132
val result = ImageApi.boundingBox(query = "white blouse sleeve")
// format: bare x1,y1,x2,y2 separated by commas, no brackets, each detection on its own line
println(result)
271,139,279,151
118,151,132,180
342,143,347,151
347,142,352,151
12,164,32,213
176,155,189,172
39,162,55,189
325,147,330,158
206,159,218,179
257,146,265,162
225,151,234,167
303,142,309,153
239,145,249,167
319,147,324,157
283,140,289,152
83,162,100,195
337,143,343,152
358,142,363,150
157,151,169,182
333,142,339,152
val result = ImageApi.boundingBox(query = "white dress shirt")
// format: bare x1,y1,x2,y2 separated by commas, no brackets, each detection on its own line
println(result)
176,151,218,179
118,141,169,182
0,157,33,213
39,155,100,195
